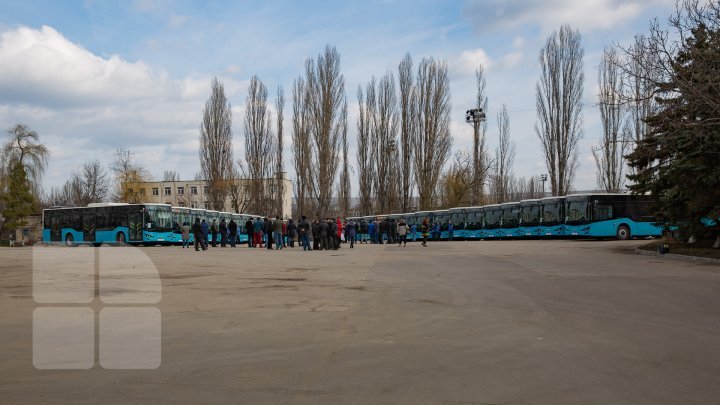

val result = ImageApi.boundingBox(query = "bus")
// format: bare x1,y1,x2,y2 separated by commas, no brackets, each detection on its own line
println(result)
563,194,662,239
43,203,174,246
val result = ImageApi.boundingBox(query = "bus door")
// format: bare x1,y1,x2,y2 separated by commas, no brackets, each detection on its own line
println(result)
82,213,96,243
49,215,62,242
128,210,144,242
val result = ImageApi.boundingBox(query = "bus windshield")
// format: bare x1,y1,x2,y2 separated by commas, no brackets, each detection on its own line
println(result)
146,205,173,231
566,200,589,223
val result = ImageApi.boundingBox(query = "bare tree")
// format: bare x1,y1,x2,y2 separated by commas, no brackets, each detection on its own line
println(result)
244,75,276,216
438,151,472,208
339,101,351,217
291,77,314,217
594,47,627,192
491,105,515,203
229,161,251,214
47,160,109,207
304,45,346,217
536,25,585,196
414,57,452,210
372,73,400,214
356,85,374,214
110,148,150,203
199,77,234,211
398,53,416,212
163,170,180,182
275,86,285,217
2,124,49,199
473,66,493,205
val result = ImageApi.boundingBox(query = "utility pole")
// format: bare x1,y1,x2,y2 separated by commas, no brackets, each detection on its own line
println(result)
540,173,548,197
466,108,487,205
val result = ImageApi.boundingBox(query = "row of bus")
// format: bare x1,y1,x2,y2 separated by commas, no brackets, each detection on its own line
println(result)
42,203,262,246
348,193,663,240
42,193,663,246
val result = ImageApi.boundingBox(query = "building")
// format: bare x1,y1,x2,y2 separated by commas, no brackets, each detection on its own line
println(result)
131,174,293,218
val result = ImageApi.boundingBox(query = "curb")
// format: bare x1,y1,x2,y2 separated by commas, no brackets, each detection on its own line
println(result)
635,248,720,265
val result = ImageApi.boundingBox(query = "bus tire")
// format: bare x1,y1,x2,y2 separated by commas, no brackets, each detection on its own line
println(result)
616,225,630,240
65,233,75,247
116,232,126,243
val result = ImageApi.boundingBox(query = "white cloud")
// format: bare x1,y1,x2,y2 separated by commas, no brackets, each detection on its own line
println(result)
451,48,493,77
463,0,674,33
0,25,248,189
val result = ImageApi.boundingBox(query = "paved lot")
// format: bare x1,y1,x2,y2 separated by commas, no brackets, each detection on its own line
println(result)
1,240,720,404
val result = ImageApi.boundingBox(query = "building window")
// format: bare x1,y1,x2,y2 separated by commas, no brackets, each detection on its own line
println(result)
152,188,159,196
177,187,184,195
191,202,197,208
204,201,210,210
190,186,197,195
178,202,185,207
139,188,145,196
164,187,171,196
127,188,133,194
165,201,172,205
203,186,208,195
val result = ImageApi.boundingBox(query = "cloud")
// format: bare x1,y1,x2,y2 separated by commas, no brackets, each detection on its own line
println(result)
0,25,248,188
450,48,493,77
463,0,673,33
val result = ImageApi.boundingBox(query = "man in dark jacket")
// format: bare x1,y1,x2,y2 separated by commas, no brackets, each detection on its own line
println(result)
264,217,273,250
219,219,228,247
192,218,203,251
319,219,329,250
209,219,218,247
228,219,238,247
298,216,310,251
329,219,338,250
245,218,254,247
359,220,368,243
287,219,297,248
312,219,320,251
200,219,209,250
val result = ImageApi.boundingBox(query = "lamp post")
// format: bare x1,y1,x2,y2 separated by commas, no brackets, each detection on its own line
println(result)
540,174,548,197
466,108,487,205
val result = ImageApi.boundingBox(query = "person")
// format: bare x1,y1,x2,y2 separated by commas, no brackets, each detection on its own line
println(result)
287,219,297,248
389,218,397,245
368,219,376,244
228,219,238,247
264,217,273,250
433,222,440,241
420,217,430,247
319,219,329,250
448,220,454,241
397,219,408,247
181,222,191,248
200,219,210,250
335,217,343,248
411,222,418,242
208,219,218,247
273,216,284,250
329,218,339,250
192,218,203,251
219,219,228,247
253,218,263,248
346,219,356,248
282,220,288,247
312,219,320,251
360,219,369,244
245,218,254,247
298,216,311,251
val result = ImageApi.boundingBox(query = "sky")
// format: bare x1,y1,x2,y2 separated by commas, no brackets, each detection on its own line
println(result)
0,0,676,197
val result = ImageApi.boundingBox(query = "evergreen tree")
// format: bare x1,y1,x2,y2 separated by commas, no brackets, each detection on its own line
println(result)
3,162,36,231
627,20,720,236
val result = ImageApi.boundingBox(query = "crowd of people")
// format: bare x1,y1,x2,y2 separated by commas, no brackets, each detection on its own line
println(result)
179,216,442,251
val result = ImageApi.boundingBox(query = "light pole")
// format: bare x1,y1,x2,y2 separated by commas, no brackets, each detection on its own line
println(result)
466,108,487,205
540,174,548,197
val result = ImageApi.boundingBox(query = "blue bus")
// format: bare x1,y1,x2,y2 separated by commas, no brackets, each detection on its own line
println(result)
43,203,175,246
563,194,662,239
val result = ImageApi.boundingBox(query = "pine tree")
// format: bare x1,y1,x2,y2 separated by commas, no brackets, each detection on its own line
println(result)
3,162,36,231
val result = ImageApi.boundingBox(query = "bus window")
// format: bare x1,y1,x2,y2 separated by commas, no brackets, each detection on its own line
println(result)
593,204,613,221
566,200,588,223
146,206,173,231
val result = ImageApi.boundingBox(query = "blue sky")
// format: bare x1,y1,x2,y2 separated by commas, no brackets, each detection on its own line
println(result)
0,0,675,195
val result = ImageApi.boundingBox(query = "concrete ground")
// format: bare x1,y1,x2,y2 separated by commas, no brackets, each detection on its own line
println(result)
1,240,720,404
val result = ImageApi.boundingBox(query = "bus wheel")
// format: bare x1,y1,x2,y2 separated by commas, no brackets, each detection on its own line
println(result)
616,225,630,240
116,232,126,243
65,234,75,247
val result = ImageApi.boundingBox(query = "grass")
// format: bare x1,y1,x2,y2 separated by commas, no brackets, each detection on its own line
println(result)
641,238,720,260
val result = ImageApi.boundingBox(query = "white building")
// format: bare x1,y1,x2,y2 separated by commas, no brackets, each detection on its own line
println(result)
133,174,293,218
